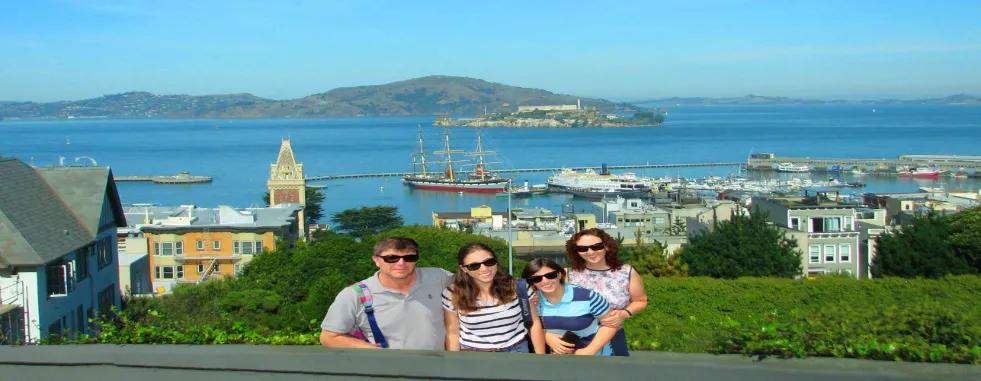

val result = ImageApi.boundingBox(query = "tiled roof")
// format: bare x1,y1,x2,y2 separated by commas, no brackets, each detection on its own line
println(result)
0,158,124,267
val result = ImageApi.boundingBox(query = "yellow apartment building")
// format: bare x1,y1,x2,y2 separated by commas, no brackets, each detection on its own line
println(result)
122,204,303,293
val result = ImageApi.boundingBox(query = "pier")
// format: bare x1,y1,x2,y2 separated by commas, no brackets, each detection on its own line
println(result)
115,171,212,184
747,154,981,176
305,162,743,181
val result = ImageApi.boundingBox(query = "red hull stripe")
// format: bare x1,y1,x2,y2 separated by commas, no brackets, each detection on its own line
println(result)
408,184,505,193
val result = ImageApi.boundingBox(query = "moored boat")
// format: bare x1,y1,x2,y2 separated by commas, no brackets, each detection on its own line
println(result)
777,162,810,172
898,167,940,178
403,127,510,193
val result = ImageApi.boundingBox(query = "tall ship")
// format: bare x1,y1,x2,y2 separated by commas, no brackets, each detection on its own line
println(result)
402,127,511,193
546,165,652,198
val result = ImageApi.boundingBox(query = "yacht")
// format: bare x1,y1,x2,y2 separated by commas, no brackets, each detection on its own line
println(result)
777,162,810,173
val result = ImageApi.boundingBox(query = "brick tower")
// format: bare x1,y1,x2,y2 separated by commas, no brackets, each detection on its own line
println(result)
267,139,307,236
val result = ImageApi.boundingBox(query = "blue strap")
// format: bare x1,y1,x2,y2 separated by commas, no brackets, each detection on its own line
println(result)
516,279,533,329
353,283,389,349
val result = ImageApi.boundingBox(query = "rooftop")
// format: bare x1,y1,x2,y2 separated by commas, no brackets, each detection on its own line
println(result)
123,203,302,232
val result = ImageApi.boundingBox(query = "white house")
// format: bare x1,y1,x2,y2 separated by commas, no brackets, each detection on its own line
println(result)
0,157,126,343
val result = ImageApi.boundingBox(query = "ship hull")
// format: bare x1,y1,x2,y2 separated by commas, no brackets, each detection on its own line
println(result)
403,177,508,193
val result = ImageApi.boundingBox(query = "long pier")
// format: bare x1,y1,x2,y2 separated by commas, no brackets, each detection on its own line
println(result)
747,154,981,176
305,162,742,181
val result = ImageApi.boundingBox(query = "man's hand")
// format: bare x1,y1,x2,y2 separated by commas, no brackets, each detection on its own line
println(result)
598,310,627,329
544,332,574,355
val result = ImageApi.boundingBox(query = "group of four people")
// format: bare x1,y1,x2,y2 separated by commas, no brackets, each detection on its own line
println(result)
319,228,647,356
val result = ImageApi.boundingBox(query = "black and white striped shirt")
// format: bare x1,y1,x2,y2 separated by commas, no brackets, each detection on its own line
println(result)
441,287,531,349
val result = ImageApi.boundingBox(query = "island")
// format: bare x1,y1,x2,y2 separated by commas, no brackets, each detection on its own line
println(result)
433,104,665,128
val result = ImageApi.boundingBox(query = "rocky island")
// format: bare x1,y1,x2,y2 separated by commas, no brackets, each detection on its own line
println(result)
433,104,665,128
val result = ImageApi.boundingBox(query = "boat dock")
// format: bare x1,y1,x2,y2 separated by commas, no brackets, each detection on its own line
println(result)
747,154,981,176
305,162,742,181
115,171,212,184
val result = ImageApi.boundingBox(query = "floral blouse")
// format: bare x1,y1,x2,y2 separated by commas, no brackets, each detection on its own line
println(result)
566,264,633,309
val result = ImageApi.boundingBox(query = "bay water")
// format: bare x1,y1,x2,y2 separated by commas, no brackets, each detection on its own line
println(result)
1,105,979,225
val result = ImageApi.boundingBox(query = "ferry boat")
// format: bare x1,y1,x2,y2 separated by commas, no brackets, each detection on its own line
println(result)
898,167,940,179
402,127,510,193
776,162,810,173
546,165,651,197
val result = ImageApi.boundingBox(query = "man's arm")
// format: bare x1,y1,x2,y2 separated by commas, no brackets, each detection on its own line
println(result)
319,287,381,349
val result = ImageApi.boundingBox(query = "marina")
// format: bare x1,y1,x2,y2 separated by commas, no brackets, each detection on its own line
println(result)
748,153,981,178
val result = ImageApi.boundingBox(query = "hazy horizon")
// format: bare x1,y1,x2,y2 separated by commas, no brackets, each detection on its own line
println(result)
3,0,981,102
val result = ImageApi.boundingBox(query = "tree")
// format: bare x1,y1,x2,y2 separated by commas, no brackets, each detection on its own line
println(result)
871,210,976,278
262,187,326,224
945,206,981,272
331,206,404,239
627,228,686,277
663,216,687,236
679,206,802,279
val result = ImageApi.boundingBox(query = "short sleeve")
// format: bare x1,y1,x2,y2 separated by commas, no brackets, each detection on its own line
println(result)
320,286,359,334
587,289,611,318
441,287,456,312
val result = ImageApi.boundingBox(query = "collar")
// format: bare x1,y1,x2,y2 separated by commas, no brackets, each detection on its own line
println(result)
539,283,575,307
365,269,421,295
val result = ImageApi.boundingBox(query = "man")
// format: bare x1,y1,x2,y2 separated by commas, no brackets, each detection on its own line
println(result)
320,237,452,350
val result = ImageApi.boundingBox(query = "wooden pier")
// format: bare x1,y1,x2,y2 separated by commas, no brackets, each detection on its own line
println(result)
115,171,213,184
747,154,981,176
305,162,742,181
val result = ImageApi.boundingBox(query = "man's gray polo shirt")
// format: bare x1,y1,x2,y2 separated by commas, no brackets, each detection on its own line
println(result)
321,267,452,350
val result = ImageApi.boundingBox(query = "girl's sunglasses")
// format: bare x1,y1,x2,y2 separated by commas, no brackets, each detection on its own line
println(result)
376,254,420,263
575,243,606,253
527,271,560,284
462,257,498,271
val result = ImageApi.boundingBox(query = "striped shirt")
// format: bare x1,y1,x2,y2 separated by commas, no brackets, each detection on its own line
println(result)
441,287,531,350
536,283,612,356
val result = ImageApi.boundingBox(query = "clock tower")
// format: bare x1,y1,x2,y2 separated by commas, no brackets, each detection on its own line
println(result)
267,139,307,237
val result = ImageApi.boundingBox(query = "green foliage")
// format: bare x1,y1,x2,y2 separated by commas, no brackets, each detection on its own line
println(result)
663,216,687,235
680,207,802,278
622,275,981,363
330,206,405,239
872,209,979,278
261,187,326,223
627,229,686,277
630,111,665,125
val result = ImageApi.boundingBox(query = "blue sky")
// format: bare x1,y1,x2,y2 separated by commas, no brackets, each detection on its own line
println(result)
2,0,980,102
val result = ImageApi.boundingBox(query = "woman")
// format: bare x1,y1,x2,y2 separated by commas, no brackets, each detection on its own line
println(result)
442,243,546,353
522,258,617,356
560,228,648,356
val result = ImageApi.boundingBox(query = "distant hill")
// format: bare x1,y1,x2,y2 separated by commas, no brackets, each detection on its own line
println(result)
633,94,981,107
0,76,638,119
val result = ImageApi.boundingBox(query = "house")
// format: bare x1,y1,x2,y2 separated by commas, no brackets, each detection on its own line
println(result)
0,157,126,343
753,189,862,279
121,204,303,293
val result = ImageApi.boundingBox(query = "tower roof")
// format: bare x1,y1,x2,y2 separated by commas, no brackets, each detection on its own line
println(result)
270,139,304,181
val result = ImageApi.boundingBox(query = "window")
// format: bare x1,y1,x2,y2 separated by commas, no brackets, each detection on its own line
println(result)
97,236,113,269
196,240,204,250
48,321,63,337
76,245,92,281
824,245,836,263
233,241,240,255
790,217,800,231
242,241,254,255
809,245,820,263
839,244,851,263
160,242,174,256
843,217,853,231
254,241,263,253
655,217,665,224
97,284,116,318
213,240,221,250
46,263,68,297
176,265,184,279
213,264,221,273
810,217,842,233
175,241,184,256
155,266,176,280
154,242,160,255
65,262,75,293
197,264,205,273
234,264,241,275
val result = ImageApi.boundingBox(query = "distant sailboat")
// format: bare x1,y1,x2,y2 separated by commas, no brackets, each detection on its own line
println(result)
66,136,71,145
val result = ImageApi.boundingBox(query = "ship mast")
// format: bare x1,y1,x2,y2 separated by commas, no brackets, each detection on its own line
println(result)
411,125,429,176
431,128,466,181
464,127,500,181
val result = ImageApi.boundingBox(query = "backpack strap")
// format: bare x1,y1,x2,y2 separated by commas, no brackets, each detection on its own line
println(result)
515,278,533,329
352,282,389,349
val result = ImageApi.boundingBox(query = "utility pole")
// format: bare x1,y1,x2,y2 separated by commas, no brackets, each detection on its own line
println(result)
507,178,514,275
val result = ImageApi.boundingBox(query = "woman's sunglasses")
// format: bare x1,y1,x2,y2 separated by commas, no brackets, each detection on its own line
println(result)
376,254,420,263
527,271,560,284
462,257,498,271
575,243,606,253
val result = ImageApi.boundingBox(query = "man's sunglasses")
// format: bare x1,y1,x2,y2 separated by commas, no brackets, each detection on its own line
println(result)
575,243,606,253
527,271,560,284
462,257,498,271
376,254,420,263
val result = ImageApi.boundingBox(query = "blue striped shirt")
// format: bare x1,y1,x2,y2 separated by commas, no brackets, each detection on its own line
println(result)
536,284,612,356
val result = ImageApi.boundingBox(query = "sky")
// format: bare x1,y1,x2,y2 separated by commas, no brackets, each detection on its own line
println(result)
2,0,981,102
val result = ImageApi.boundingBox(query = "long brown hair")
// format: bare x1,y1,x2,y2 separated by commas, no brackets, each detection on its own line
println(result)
450,243,516,314
565,228,623,272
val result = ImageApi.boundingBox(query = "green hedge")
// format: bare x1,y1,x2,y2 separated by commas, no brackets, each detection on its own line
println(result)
625,275,981,363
